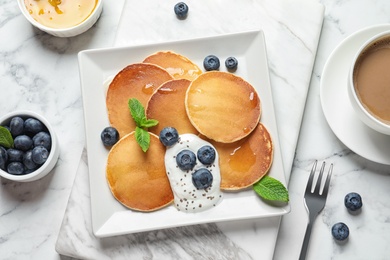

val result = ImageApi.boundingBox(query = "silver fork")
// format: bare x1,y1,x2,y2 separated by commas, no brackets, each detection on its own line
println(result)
299,161,333,260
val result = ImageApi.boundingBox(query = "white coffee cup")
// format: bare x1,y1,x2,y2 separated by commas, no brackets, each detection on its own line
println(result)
348,30,390,135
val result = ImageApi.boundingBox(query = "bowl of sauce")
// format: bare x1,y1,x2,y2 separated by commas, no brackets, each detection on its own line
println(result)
17,0,103,37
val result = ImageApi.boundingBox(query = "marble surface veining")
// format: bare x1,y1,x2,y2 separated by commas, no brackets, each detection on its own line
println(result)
275,0,390,259
0,1,124,259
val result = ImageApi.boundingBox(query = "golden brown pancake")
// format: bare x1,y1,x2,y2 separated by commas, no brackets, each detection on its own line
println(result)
106,132,174,211
146,79,199,136
143,51,202,81
185,71,261,143
208,123,273,190
106,63,173,138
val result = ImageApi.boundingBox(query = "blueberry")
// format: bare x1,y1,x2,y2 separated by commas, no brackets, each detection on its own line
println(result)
23,150,38,170
192,168,213,189
9,116,24,137
225,57,238,71
174,2,189,19
159,127,179,147
344,192,363,211
197,145,216,165
32,146,49,165
33,132,51,151
203,55,220,71
101,127,119,147
0,146,8,170
7,162,25,175
332,222,349,241
7,148,24,162
176,150,196,171
24,118,44,134
14,135,33,151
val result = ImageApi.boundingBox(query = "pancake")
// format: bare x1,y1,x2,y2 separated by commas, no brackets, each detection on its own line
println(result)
143,51,202,81
185,71,261,143
106,132,174,211
106,63,173,137
146,79,198,136
209,123,273,190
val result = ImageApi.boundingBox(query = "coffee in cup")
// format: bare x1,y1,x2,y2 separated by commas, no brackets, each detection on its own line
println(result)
348,31,390,135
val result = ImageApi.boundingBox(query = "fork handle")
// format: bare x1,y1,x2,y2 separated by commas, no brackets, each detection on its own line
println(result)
299,213,316,260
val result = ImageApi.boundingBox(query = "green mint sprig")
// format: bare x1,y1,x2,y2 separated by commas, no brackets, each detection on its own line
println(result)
0,126,14,149
128,98,158,152
253,176,289,203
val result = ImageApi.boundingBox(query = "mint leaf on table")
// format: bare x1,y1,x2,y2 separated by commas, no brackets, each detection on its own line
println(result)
128,98,159,152
253,176,289,202
135,127,150,152
0,126,14,148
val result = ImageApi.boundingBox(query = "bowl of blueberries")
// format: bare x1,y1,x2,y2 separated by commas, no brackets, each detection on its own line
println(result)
0,110,60,182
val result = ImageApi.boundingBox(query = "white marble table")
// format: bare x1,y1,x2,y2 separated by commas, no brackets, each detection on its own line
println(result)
1,0,390,259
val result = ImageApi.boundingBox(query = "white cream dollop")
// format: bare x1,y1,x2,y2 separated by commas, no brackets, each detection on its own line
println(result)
164,134,223,212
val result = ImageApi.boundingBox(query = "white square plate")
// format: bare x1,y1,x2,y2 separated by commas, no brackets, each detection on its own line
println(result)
79,30,290,238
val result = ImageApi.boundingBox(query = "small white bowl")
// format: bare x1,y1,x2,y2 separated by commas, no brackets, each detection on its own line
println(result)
348,30,390,135
0,110,60,182
17,0,103,37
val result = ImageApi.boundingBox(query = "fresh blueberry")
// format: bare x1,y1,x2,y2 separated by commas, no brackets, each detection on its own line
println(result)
203,55,220,71
159,127,179,147
32,146,49,165
344,192,363,211
9,116,24,137
192,168,213,189
225,57,238,71
7,148,24,162
197,145,216,165
176,150,196,171
33,132,51,151
7,162,25,175
23,150,38,170
174,2,189,19
24,118,45,134
14,135,33,151
101,127,119,147
0,146,8,170
332,222,349,241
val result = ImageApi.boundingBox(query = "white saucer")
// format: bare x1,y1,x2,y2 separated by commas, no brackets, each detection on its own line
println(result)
320,24,390,165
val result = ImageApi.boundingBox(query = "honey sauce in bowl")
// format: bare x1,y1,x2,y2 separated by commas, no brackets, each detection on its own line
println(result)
24,0,97,29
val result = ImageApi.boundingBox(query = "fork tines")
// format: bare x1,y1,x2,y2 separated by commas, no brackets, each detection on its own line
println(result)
306,160,333,196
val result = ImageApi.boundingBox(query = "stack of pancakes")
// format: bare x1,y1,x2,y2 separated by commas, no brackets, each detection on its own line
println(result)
105,51,274,212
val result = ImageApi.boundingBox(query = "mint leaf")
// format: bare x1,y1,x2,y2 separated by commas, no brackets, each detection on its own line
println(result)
135,126,150,152
140,118,159,128
129,98,145,127
0,126,14,148
253,176,289,202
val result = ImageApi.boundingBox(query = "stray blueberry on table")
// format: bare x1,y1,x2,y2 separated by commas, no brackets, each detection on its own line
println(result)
331,222,349,241
101,127,119,147
10,116,24,137
176,149,196,171
344,192,363,211
197,145,216,165
7,162,25,175
203,55,220,71
174,2,189,19
14,135,33,151
159,127,179,147
192,168,213,189
225,57,238,71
